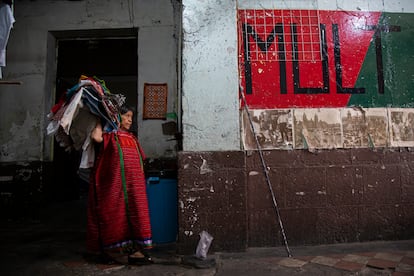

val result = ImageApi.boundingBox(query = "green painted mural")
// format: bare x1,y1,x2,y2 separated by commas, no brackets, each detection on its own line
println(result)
239,10,414,150
239,10,414,108
351,13,414,107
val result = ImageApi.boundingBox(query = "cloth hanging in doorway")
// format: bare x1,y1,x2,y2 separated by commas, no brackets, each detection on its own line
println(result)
0,2,15,69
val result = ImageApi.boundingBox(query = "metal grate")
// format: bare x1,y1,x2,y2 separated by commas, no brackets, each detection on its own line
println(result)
239,0,322,62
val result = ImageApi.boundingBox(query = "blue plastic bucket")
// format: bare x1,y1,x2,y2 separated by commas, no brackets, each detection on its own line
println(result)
146,177,178,244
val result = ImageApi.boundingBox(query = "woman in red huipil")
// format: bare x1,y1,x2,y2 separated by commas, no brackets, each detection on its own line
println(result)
87,105,153,265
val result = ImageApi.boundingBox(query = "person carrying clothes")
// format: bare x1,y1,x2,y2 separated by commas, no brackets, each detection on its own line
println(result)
87,105,153,265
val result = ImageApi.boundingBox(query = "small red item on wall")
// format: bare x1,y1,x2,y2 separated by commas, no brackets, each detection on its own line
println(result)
143,83,168,119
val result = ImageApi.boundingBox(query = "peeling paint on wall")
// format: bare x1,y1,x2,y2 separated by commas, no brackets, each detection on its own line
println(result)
182,0,240,152
0,111,40,161
199,157,213,174
186,197,198,203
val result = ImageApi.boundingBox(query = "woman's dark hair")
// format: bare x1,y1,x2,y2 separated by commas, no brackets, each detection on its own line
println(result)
119,105,135,115
119,105,137,134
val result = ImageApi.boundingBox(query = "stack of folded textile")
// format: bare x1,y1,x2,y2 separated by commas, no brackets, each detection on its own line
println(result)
46,75,125,169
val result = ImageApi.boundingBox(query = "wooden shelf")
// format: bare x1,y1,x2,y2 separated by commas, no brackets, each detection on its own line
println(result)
0,80,22,85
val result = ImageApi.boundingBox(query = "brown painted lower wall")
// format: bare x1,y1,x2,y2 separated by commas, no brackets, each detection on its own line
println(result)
2,149,413,253
177,148,414,254
177,151,248,253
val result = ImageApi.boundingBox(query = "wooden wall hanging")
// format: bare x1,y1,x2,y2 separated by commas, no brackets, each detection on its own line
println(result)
143,83,168,119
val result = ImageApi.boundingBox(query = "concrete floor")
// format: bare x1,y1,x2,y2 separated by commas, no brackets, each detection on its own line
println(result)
1,199,413,276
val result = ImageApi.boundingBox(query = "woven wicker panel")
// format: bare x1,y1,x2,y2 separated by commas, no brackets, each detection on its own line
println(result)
143,83,168,119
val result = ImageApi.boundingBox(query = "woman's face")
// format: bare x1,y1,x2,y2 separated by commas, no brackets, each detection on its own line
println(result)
120,110,133,130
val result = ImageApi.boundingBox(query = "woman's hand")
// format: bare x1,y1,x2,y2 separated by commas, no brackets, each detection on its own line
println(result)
91,122,103,143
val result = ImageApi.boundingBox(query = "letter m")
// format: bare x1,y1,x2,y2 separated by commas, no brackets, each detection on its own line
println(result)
241,23,287,94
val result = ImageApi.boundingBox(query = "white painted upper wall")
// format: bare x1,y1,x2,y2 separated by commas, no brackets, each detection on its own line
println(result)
0,0,178,162
3,0,412,157
182,0,240,151
237,0,414,12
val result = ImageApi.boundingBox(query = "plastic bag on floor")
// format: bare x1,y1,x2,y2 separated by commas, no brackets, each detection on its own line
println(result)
195,230,213,260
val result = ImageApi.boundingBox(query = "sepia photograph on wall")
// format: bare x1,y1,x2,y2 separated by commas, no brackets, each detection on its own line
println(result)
294,108,342,149
389,108,414,147
241,107,413,151
242,109,293,150
341,108,388,148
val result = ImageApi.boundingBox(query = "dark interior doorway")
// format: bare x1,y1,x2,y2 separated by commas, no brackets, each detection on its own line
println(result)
50,36,138,202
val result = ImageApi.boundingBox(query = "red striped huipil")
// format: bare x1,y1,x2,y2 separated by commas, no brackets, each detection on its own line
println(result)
86,131,152,252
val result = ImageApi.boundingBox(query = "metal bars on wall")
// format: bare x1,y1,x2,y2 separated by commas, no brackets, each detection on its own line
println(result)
238,0,322,62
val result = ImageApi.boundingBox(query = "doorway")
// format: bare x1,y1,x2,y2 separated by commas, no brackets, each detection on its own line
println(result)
49,31,138,202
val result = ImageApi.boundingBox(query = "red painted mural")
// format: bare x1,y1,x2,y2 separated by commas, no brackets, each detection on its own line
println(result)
238,10,381,108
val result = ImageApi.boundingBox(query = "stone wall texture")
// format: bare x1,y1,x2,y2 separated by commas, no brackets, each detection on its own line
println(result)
177,148,414,253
